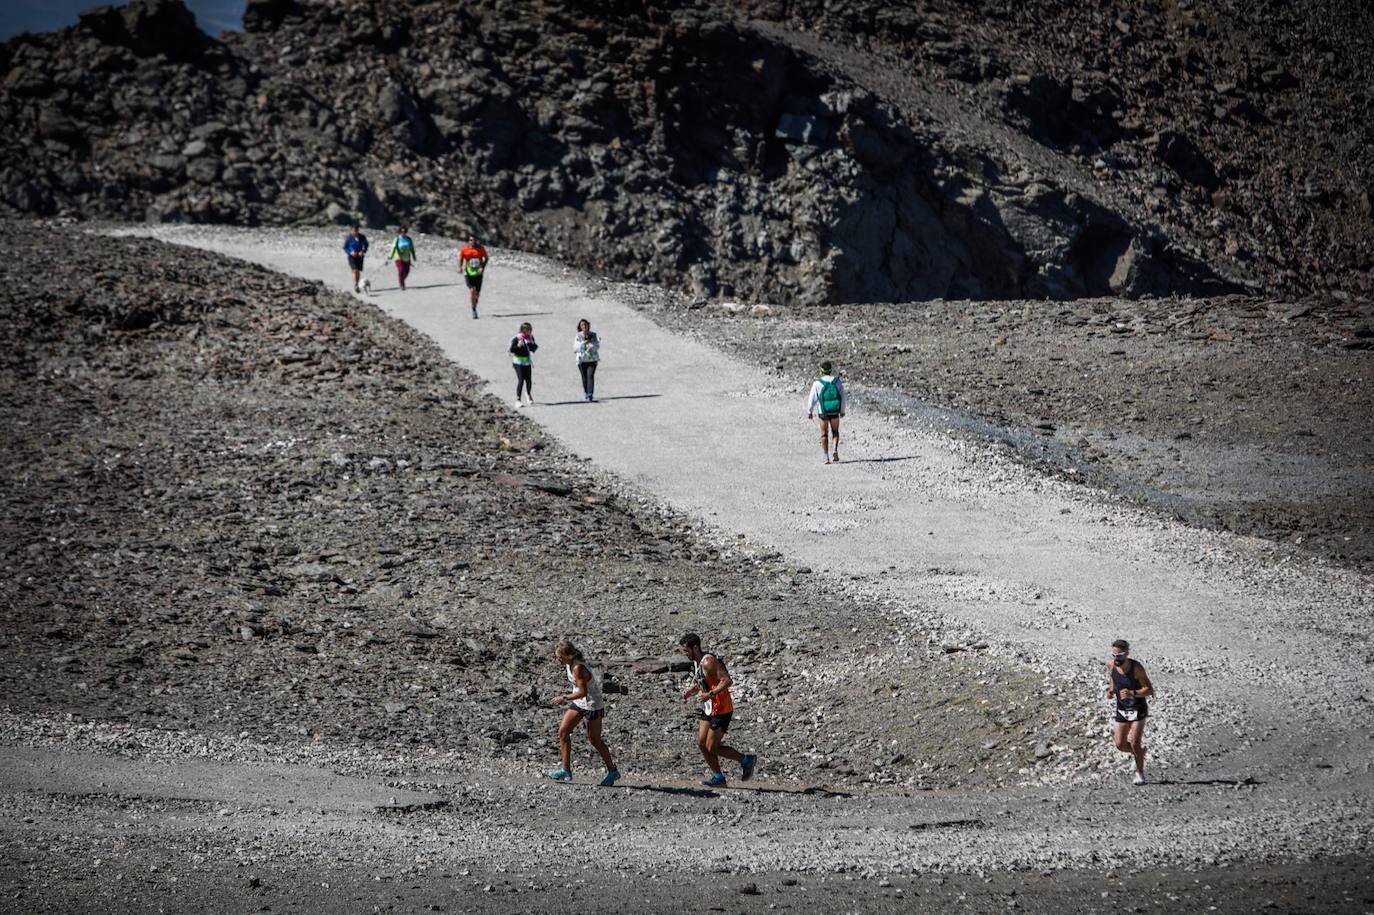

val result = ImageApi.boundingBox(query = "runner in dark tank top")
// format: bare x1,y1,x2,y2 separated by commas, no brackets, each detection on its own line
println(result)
1111,658,1149,722
1106,638,1154,785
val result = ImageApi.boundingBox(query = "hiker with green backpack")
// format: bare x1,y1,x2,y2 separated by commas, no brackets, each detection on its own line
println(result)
806,361,847,464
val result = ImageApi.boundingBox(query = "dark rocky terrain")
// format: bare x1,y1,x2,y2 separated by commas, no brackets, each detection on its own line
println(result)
5,839,1371,914
0,0,1368,306
741,0,1374,300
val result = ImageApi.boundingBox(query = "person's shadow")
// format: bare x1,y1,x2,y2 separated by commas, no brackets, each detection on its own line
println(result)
1147,777,1262,787
614,782,853,799
539,394,663,406
835,456,918,465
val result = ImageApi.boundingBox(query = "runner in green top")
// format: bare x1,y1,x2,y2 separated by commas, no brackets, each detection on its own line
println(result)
388,225,417,291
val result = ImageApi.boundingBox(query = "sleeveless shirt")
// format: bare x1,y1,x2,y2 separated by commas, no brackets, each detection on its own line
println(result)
693,653,734,716
1111,659,1148,717
566,662,605,712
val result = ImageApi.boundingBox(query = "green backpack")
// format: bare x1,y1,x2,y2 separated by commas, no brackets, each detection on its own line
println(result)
818,377,842,415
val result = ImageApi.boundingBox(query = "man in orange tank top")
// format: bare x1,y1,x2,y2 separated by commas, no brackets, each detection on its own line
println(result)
679,632,757,788
458,234,488,319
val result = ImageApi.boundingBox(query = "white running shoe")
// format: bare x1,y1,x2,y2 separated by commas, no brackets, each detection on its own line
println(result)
1133,773,1146,786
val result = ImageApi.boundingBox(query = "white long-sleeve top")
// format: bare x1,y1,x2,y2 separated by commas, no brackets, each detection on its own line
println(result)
575,331,600,363
807,375,847,416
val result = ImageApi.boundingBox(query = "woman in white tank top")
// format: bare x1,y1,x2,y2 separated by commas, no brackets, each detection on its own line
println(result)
546,640,619,785
568,658,606,712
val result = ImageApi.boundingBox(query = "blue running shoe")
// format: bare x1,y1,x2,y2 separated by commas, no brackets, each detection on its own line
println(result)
599,769,621,787
546,768,573,781
741,754,757,782
702,771,727,788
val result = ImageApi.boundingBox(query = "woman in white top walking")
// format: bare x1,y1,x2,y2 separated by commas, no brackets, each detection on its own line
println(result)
547,639,620,785
575,318,600,402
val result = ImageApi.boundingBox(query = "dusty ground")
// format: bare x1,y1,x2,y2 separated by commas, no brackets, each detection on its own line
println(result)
2,714,1372,914
639,293,1374,570
2,221,1371,912
1,717,1371,913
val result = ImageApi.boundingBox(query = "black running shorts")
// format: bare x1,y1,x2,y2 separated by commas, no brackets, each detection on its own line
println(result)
465,272,483,290
348,254,365,271
696,711,732,731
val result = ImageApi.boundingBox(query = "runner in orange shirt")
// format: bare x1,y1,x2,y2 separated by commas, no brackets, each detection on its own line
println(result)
458,234,489,319
679,632,757,787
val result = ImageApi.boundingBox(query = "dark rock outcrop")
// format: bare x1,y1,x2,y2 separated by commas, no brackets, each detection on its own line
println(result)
735,0,1374,299
1,0,1362,303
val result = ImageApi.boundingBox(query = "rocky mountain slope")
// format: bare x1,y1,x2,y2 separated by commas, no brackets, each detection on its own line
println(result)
1,0,1367,305
740,0,1374,300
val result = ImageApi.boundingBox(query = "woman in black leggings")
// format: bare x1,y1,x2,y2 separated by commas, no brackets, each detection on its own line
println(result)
510,321,537,407
575,318,600,402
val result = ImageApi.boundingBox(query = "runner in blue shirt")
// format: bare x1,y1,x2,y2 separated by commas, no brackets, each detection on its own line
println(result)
342,225,369,292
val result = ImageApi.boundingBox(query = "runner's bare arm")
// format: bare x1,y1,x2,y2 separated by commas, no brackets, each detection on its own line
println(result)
1131,665,1154,699
700,655,731,702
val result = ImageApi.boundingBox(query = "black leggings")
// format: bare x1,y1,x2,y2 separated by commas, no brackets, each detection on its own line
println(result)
578,361,597,396
514,363,532,400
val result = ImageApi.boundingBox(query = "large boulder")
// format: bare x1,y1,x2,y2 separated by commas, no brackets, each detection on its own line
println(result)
242,0,299,32
120,0,210,60
1154,130,1221,190
76,5,129,44
1005,74,1127,153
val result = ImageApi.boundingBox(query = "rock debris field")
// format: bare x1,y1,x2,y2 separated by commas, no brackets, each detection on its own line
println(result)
1,221,1371,912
